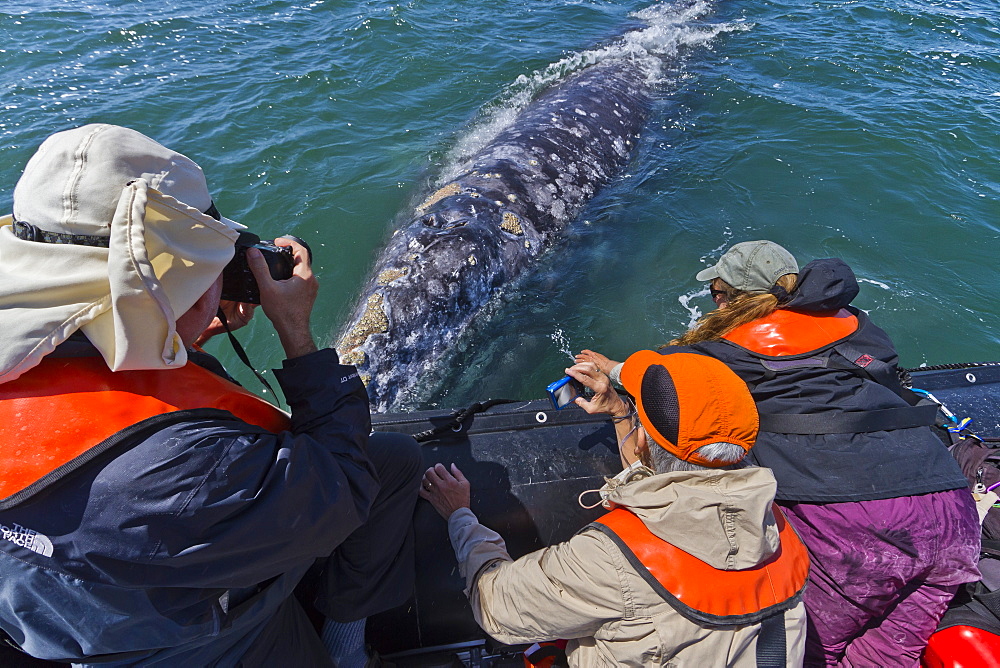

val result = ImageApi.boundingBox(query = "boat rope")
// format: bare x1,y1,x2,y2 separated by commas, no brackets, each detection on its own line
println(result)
899,361,1000,388
412,398,520,443
901,361,1000,373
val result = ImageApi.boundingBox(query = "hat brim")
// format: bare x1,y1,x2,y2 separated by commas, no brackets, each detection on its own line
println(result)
218,215,246,232
695,266,721,282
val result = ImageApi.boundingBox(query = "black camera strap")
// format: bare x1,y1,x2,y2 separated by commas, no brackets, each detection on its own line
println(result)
216,308,280,400
12,219,112,247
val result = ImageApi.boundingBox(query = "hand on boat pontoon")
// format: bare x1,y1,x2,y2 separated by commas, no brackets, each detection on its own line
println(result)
574,349,620,377
419,463,471,520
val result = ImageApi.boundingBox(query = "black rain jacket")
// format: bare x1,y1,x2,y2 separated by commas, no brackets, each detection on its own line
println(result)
668,259,968,503
0,346,376,666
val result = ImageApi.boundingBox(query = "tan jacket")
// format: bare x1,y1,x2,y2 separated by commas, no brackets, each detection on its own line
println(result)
448,467,807,667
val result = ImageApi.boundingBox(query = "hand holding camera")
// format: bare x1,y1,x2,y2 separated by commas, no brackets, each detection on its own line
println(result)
221,235,299,304
246,236,319,360
563,362,629,417
547,375,586,410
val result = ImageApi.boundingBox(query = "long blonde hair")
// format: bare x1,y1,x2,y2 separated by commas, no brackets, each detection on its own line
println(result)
670,273,798,346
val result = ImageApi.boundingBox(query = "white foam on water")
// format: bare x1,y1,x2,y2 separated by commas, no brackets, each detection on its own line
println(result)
550,327,576,361
437,0,748,182
678,286,708,330
858,277,891,290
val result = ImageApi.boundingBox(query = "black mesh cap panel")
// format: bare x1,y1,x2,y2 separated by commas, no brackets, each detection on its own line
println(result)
641,364,679,447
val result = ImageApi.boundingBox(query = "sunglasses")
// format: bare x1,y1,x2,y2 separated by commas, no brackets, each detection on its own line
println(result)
709,287,728,299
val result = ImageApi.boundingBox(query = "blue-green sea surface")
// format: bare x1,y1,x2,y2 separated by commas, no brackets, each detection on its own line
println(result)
1,0,997,410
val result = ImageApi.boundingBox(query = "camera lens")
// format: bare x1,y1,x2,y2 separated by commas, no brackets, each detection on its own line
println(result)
278,235,312,264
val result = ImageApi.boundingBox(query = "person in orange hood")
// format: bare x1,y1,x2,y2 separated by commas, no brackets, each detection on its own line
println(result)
421,351,808,667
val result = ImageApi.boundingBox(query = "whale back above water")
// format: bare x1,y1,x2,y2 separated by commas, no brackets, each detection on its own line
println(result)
336,58,654,411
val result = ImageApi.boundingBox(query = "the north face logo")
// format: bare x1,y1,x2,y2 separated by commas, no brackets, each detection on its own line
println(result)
0,522,53,557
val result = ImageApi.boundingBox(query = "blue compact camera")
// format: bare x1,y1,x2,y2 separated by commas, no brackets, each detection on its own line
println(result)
547,375,584,410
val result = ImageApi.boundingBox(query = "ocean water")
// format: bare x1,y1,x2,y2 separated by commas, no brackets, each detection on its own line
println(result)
1,0,997,411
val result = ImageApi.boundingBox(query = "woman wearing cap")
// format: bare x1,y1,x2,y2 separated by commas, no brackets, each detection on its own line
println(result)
579,240,980,667
420,351,809,667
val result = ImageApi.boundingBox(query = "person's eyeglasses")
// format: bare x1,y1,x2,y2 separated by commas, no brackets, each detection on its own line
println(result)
709,288,728,299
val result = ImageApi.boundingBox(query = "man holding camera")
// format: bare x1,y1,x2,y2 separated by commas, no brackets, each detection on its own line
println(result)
0,124,420,666
421,352,809,667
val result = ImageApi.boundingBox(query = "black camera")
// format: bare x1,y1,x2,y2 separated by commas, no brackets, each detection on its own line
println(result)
220,232,296,304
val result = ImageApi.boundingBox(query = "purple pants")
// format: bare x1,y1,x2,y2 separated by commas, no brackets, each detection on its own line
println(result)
781,488,981,667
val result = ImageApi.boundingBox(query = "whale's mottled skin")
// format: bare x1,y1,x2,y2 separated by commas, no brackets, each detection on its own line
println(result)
336,59,653,411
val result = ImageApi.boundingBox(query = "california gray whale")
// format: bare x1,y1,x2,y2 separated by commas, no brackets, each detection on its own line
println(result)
336,58,654,411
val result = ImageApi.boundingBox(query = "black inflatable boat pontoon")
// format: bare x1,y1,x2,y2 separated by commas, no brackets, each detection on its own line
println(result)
368,363,1000,665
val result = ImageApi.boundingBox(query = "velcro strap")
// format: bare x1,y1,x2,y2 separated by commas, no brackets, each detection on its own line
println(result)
760,357,828,372
759,403,939,434
755,612,786,668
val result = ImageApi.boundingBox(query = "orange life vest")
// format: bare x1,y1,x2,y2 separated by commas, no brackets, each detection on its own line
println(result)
723,308,858,356
0,356,290,506
591,505,809,625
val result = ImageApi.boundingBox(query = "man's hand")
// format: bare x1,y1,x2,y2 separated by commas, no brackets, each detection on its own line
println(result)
247,237,318,359
575,349,619,376
419,463,471,520
566,362,629,417
193,300,257,348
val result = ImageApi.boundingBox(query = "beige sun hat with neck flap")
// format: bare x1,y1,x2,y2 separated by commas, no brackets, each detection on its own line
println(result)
0,123,245,384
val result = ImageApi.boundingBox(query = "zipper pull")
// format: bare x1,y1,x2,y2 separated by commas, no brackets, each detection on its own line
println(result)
974,466,987,494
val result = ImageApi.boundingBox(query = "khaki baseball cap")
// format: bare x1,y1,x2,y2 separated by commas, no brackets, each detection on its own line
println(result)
695,240,798,293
